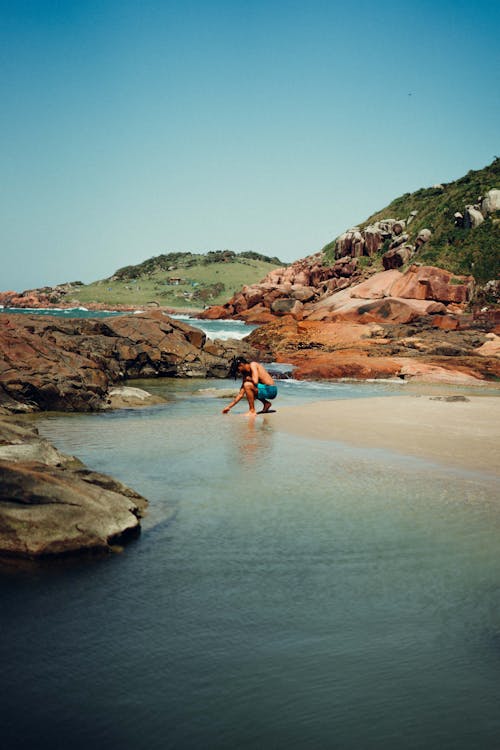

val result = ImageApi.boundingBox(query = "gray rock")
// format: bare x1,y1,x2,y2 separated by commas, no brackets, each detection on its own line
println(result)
290,286,316,302
388,233,410,250
106,386,167,409
464,205,484,228
0,460,147,557
382,246,414,270
480,189,500,215
271,298,304,316
416,228,432,246
0,417,148,558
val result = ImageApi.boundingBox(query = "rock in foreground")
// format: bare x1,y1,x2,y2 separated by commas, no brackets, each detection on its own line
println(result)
0,418,148,558
0,310,257,413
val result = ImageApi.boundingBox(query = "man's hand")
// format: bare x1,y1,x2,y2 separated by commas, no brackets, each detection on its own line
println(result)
222,405,231,414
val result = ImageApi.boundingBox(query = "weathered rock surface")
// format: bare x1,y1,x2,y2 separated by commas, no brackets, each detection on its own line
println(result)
199,253,363,323
246,315,500,383
201,261,475,328
0,311,257,413
0,418,148,558
389,265,474,304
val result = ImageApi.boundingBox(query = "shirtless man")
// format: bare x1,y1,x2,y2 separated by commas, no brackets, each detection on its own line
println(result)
222,357,278,416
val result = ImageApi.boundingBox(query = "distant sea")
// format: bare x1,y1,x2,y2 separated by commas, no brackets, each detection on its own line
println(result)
0,305,256,341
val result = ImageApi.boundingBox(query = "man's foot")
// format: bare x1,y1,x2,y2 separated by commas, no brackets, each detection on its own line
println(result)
261,400,272,413
243,410,257,417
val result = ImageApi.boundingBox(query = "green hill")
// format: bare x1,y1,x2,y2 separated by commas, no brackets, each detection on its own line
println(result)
322,158,500,284
75,250,284,308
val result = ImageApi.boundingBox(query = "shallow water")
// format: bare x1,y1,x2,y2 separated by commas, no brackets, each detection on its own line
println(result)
1,378,500,749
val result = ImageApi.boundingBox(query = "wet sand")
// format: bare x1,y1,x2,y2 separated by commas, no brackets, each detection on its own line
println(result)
271,395,500,475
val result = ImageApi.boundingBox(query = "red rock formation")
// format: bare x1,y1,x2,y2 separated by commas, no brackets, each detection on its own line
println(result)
246,313,500,384
0,312,257,412
200,261,475,330
389,265,474,304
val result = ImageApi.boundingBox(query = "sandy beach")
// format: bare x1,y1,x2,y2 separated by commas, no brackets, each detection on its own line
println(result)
272,395,500,475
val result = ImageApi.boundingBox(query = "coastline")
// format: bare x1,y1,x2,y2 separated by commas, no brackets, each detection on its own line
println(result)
0,302,204,316
271,394,500,476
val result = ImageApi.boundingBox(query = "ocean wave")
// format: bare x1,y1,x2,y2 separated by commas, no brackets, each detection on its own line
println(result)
279,377,406,389
205,330,251,341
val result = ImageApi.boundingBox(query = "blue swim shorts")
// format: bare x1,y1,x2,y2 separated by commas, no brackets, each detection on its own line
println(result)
257,384,277,400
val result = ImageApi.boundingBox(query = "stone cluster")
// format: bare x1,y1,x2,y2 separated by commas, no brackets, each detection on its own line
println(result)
201,261,475,327
246,309,500,384
334,215,433,271
199,253,361,324
0,282,84,309
454,188,500,228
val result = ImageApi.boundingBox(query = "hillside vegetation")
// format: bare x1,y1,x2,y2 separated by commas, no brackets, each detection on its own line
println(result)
75,250,284,308
322,158,500,283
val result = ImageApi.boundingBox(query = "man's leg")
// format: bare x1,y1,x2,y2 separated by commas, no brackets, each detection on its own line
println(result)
260,399,272,413
243,381,258,415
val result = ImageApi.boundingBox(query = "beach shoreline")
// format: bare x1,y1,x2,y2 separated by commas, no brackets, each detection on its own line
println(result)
271,394,500,476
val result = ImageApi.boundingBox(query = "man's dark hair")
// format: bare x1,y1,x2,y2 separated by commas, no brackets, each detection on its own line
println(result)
229,356,249,379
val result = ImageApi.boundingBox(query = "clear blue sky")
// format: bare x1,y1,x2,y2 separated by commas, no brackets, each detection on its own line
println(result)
1,0,499,291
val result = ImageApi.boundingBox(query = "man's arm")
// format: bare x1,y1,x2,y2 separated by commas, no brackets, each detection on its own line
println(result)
222,386,245,414
250,361,260,386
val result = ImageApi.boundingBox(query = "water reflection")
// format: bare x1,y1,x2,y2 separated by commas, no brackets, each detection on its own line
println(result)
228,415,275,470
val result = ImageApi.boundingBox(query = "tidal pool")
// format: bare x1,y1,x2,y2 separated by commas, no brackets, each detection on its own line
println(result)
1,378,499,749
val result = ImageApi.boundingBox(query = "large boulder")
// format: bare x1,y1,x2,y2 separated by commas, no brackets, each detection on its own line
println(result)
0,417,149,558
464,206,484,228
481,189,500,215
198,305,230,320
290,285,317,302
382,245,414,269
0,311,255,412
271,298,304,318
389,265,474,304
0,459,148,557
415,228,432,246
349,270,403,300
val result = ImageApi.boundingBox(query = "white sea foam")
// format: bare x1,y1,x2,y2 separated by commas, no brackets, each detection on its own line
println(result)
205,330,251,341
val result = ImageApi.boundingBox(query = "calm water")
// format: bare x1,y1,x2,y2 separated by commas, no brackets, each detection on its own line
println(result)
1,378,499,749
1,314,499,749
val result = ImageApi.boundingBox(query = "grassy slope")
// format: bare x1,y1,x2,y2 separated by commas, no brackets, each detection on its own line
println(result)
322,158,500,283
76,252,283,308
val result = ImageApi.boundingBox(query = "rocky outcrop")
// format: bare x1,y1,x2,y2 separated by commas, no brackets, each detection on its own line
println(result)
333,217,434,271
454,188,500,228
389,265,474,304
0,417,148,558
198,253,362,324
201,256,475,327
0,283,86,309
0,311,257,413
246,316,500,384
